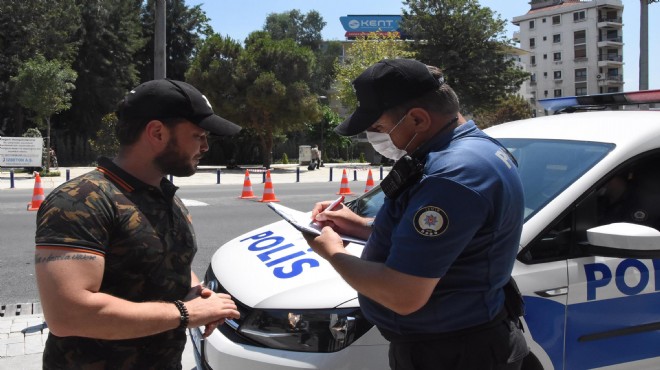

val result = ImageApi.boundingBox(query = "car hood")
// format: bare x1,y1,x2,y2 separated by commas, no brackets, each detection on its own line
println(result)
211,219,363,309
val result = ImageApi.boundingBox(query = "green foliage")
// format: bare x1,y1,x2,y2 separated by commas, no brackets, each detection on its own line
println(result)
334,32,416,112
89,114,120,158
401,0,529,113
281,152,289,164
264,9,326,51
138,0,212,81
22,128,42,138
359,152,366,163
474,94,533,129
11,55,77,127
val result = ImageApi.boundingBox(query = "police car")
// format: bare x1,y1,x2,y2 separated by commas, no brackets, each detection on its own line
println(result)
192,90,660,370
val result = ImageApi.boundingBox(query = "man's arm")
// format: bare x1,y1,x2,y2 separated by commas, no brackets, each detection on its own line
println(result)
305,227,439,315
35,249,239,340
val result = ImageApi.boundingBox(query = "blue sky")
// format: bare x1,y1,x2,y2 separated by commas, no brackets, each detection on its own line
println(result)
188,0,659,90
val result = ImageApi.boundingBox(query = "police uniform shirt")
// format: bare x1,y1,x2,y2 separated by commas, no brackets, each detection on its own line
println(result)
359,121,524,335
35,157,197,370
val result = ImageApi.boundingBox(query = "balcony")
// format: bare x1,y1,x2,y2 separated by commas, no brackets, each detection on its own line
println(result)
598,54,623,67
597,74,624,86
598,17,622,28
598,36,623,48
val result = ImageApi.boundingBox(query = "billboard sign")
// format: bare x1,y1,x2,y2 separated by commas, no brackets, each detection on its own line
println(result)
0,137,43,167
340,15,402,34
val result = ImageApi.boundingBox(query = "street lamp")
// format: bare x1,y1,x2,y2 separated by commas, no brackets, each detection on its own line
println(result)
318,96,328,158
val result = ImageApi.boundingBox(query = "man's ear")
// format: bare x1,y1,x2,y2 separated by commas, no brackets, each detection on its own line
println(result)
408,107,433,133
143,120,169,149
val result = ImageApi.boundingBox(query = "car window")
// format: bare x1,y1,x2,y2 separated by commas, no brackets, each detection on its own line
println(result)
347,185,385,218
499,139,614,221
520,151,660,264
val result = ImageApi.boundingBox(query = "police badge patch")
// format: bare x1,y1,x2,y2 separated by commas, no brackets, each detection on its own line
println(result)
414,206,448,236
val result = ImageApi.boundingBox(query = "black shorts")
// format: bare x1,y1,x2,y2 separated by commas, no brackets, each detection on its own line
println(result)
384,316,529,370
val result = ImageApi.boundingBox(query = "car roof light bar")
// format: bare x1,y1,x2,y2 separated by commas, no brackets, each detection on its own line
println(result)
539,89,660,113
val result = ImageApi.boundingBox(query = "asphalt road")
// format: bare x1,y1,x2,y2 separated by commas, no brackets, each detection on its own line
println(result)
0,182,350,306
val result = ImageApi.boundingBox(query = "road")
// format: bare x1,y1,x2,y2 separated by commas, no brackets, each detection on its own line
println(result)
0,182,350,306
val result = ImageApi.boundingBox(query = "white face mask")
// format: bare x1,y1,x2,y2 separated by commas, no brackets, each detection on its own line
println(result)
366,114,416,161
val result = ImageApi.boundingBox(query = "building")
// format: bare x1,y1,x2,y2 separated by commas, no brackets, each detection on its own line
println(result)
512,0,624,116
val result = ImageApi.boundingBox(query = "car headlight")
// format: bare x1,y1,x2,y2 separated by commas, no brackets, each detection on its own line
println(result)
203,264,374,352
239,307,372,352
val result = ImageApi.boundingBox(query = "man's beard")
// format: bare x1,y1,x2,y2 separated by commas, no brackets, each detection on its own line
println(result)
154,137,198,177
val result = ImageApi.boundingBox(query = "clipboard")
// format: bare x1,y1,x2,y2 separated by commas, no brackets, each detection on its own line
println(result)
267,203,367,245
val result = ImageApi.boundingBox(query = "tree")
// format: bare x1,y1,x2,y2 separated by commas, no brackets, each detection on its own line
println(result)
11,55,77,171
335,32,416,113
89,113,120,158
474,94,533,129
0,0,80,136
138,0,213,81
236,32,321,168
306,105,352,161
401,0,529,113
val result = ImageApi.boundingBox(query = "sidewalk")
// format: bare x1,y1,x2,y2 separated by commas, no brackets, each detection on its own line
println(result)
0,162,389,368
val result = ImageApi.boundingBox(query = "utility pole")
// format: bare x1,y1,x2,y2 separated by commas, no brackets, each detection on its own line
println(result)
154,0,166,79
640,0,660,90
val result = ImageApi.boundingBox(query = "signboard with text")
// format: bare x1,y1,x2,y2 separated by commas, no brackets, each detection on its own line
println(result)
340,15,405,39
0,137,43,167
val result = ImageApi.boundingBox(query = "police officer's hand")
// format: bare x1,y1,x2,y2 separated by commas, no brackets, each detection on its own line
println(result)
303,226,347,261
312,201,372,240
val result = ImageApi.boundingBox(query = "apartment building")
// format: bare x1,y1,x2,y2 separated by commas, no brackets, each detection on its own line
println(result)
513,0,624,115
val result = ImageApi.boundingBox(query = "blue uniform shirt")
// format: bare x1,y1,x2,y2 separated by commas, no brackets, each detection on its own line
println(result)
359,121,524,334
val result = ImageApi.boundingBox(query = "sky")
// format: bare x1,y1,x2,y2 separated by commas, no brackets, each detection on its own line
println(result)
187,0,659,91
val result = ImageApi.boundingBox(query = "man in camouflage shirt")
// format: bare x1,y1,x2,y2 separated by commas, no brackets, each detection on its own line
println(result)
34,79,242,369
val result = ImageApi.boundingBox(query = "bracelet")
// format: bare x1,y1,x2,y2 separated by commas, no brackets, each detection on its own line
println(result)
172,300,189,330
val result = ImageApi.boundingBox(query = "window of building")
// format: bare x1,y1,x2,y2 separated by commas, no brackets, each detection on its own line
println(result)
552,15,561,25
607,68,619,77
576,86,587,96
574,45,587,59
575,68,587,81
543,72,548,77
554,71,562,79
574,30,586,44
530,20,535,29
542,18,547,23
553,34,561,43
543,54,548,60
544,90,548,97
530,55,536,65
574,11,586,22
554,89,562,97
554,52,562,61
607,87,620,93
530,73,536,83
530,37,536,48
606,29,619,41
543,36,547,41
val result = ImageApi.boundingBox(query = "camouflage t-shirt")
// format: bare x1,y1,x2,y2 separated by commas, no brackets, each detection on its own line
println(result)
35,157,197,370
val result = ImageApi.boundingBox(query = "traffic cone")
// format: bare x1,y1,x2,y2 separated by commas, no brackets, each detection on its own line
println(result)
239,170,257,199
27,172,45,211
259,170,280,202
364,169,375,193
337,169,354,195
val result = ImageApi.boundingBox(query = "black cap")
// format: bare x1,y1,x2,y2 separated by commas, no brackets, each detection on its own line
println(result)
335,59,440,136
118,79,242,136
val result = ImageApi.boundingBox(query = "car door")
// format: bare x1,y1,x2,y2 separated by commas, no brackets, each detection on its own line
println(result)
564,153,660,369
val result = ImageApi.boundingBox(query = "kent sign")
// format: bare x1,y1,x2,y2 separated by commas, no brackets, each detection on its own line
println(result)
339,15,403,37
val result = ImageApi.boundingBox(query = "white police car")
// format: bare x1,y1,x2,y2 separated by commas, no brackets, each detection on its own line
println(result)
192,90,660,370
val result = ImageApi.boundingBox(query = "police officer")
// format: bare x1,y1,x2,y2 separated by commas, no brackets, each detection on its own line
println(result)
305,59,528,370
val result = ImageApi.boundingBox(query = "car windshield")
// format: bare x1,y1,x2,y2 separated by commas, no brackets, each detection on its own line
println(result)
348,139,613,222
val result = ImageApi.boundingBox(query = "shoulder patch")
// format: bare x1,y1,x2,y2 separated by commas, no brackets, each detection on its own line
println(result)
414,206,448,237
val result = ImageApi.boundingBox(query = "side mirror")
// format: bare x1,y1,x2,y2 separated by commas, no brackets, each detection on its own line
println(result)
585,223,660,258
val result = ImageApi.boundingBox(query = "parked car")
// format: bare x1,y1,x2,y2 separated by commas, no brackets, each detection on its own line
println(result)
192,90,660,370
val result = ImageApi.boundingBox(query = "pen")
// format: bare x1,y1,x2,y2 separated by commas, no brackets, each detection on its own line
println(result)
324,195,345,213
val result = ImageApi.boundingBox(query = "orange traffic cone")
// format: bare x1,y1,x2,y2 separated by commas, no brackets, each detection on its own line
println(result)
364,169,375,193
239,170,257,199
337,169,354,195
27,172,45,211
259,170,280,202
